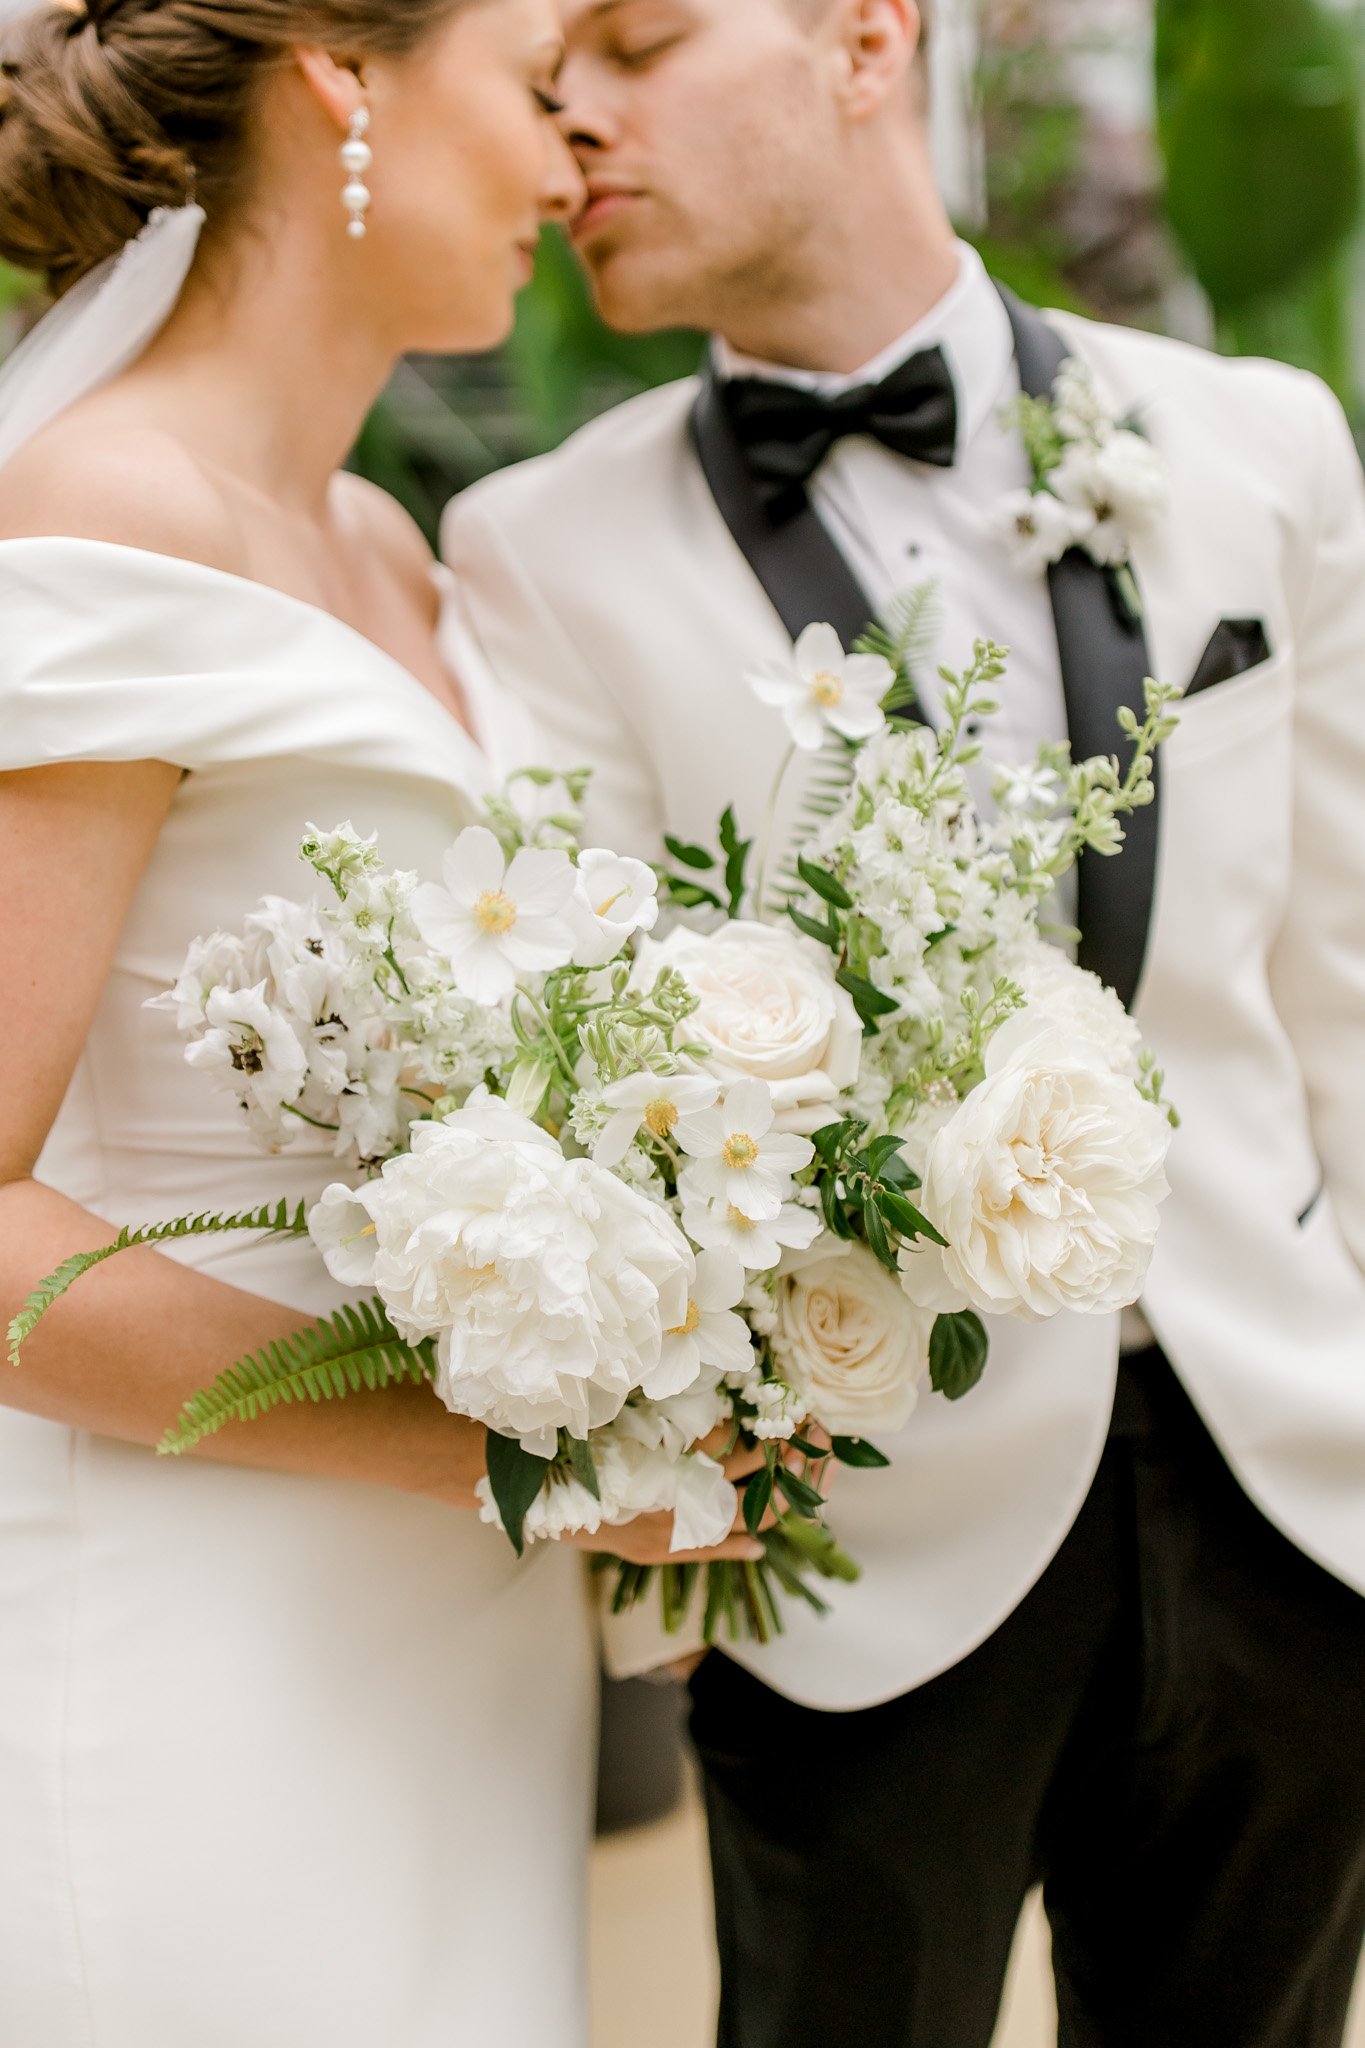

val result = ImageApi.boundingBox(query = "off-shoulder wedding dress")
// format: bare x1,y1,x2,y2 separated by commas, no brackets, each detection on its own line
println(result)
0,535,597,2045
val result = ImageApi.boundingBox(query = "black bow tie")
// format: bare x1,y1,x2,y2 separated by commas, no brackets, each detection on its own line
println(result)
718,344,959,519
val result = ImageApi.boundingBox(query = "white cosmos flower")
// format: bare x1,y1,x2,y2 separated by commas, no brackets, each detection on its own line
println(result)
747,621,893,753
658,1249,754,1388
566,848,661,969
594,1070,720,1170
992,487,1090,576
675,1078,816,1223
681,1193,823,1272
411,825,577,1006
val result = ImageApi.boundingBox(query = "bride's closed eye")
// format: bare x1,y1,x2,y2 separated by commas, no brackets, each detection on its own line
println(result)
534,86,567,115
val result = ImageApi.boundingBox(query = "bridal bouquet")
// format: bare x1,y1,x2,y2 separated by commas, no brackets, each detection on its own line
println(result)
9,602,1179,1645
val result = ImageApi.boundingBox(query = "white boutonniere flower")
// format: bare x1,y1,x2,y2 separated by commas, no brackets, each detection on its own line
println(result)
995,358,1166,618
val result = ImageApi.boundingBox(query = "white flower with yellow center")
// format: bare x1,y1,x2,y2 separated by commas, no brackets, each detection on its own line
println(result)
680,1192,823,1272
675,1077,816,1223
747,621,893,753
566,848,661,969
658,1249,753,1389
593,1070,720,1171
410,825,577,1007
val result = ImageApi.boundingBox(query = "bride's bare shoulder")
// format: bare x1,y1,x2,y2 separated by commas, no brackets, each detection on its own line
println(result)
0,410,246,572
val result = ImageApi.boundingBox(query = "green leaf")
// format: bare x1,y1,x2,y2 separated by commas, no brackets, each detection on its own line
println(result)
774,1465,826,1517
866,1134,907,1176
743,1462,775,1537
719,806,753,916
811,1120,853,1167
877,1189,949,1248
925,923,958,954
831,1437,892,1469
661,878,725,912
820,1175,854,1241
788,905,842,952
862,1202,898,1273
486,1431,554,1558
836,969,901,1031
796,857,854,911
9,1201,312,1369
929,1311,990,1402
876,1153,922,1192
564,1434,601,1501
664,835,716,871
156,1298,436,1456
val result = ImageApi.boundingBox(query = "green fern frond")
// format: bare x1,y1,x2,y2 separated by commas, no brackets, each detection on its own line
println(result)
158,1298,437,1457
7,1201,312,1368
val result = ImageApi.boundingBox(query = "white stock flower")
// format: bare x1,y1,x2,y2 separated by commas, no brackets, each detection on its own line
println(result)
676,1078,816,1223
747,621,892,753
658,1249,754,1388
566,849,660,968
995,762,1064,817
899,1018,1172,1322
593,1070,720,1171
309,1088,698,1452
772,1239,931,1438
1052,431,1167,566
681,1193,823,1272
992,487,1089,576
411,825,577,1006
633,922,862,1136
1051,360,1111,443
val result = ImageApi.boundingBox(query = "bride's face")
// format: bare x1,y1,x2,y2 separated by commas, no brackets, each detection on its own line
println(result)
353,0,585,352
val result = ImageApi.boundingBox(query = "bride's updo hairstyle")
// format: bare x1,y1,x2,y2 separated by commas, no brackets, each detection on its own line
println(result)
0,0,465,298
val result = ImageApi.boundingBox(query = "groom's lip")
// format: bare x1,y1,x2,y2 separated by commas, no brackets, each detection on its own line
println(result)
573,189,644,241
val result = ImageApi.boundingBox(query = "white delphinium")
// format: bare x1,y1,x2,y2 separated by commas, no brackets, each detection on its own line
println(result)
331,868,419,959
992,487,1089,576
411,825,578,1006
181,983,310,1147
675,1079,816,1223
566,849,660,969
747,621,893,752
397,972,517,1099
310,1090,700,1455
593,1069,720,1170
300,821,381,889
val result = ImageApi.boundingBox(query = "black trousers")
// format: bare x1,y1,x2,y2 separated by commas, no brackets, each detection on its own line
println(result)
689,1351,1365,2048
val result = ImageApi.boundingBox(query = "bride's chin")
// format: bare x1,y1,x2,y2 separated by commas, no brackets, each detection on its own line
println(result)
402,296,518,358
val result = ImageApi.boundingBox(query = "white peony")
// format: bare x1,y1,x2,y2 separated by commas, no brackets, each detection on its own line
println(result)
771,1239,932,1437
899,1018,1172,1322
566,848,660,968
634,921,862,1135
309,1089,698,1454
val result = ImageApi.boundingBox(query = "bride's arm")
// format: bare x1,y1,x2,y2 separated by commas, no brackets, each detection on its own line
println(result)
0,756,491,1508
0,759,763,1562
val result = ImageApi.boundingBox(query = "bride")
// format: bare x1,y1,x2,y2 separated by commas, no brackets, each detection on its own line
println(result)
0,1,760,2041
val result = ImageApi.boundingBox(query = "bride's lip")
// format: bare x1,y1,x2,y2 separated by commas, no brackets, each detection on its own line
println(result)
572,190,644,241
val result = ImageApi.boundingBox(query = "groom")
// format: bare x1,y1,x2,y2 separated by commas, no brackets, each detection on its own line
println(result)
444,2,1365,2041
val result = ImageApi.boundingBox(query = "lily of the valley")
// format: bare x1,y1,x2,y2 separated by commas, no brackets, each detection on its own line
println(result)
675,1077,816,1223
411,825,577,1007
747,621,893,754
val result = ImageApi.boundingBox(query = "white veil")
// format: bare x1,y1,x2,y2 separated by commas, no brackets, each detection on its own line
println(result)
0,204,206,473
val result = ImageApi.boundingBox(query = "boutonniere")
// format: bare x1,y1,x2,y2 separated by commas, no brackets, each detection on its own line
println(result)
994,359,1167,621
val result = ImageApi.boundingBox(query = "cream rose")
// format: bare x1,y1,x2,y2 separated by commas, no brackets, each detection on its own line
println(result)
634,921,861,1135
900,1017,1172,1322
770,1240,932,1437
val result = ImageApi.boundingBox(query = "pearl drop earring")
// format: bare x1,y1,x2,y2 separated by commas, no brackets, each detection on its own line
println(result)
340,107,373,241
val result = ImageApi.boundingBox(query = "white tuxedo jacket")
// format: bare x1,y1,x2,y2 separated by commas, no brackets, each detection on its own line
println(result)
443,310,1365,1711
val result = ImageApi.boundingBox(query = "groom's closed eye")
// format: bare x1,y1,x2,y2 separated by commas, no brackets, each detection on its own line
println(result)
603,0,696,65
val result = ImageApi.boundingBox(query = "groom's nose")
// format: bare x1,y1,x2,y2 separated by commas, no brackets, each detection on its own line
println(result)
555,62,623,161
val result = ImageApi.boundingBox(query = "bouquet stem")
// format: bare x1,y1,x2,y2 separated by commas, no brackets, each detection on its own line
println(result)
606,1514,861,1648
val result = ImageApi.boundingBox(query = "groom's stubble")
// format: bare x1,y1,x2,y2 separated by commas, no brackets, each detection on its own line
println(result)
556,0,953,371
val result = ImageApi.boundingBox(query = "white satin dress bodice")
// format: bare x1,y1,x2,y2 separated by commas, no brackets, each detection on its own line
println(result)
0,538,596,2048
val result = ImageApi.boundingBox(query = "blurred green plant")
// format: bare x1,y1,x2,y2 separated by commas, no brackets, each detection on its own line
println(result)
1156,0,1364,401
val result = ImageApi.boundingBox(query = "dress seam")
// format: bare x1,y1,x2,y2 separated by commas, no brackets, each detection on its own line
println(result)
56,1427,100,2048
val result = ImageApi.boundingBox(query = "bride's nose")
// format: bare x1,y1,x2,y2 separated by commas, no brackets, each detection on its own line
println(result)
540,128,587,223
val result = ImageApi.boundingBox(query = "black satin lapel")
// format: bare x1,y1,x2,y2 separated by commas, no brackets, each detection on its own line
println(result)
996,286,1161,1012
691,375,925,725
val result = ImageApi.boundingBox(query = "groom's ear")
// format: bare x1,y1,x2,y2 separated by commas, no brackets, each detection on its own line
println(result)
826,0,929,122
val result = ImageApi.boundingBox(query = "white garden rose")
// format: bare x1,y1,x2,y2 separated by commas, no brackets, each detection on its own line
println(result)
900,1018,1172,1322
633,921,861,1135
309,1088,697,1454
1002,938,1143,1077
770,1239,932,1437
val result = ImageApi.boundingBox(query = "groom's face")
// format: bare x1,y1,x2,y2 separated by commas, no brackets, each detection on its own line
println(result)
557,0,845,334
